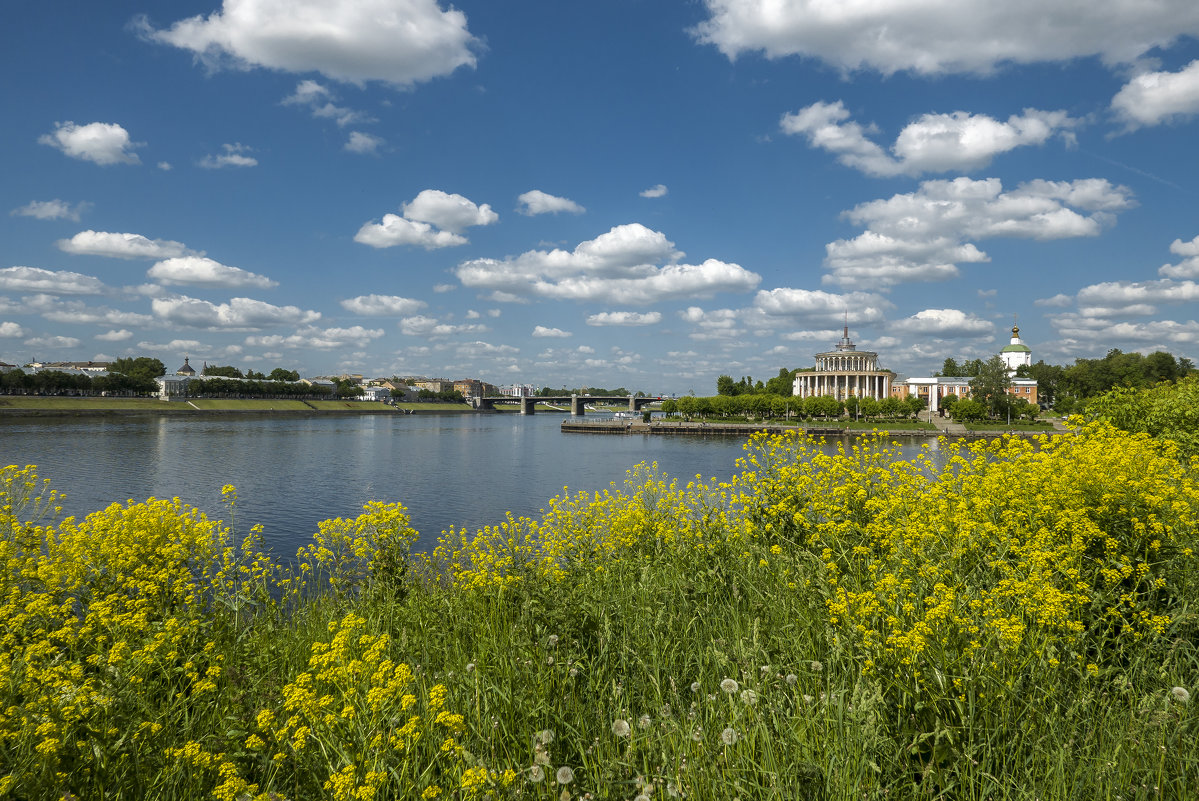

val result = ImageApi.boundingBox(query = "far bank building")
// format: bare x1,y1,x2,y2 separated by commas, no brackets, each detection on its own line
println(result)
792,326,895,401
891,325,1038,413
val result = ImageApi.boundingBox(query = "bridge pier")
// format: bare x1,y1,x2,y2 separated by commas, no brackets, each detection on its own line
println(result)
570,394,585,416
520,397,535,415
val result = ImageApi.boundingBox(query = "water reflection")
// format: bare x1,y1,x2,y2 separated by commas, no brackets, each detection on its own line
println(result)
1,415,943,557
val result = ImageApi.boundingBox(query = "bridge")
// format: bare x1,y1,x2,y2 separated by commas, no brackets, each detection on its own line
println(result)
471,394,657,415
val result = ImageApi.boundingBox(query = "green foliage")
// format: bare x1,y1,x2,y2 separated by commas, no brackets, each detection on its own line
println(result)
202,364,244,378
269,367,301,382
1086,374,1199,458
968,356,1012,418
109,356,166,381
951,398,987,422
3,423,1198,799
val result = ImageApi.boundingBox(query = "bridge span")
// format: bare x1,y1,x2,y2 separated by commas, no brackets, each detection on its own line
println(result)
471,394,656,415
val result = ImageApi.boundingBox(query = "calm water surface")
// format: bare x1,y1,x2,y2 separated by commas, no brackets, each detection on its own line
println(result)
0,413,779,554
1,413,939,555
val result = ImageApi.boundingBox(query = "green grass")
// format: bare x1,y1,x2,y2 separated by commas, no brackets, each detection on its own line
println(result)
963,420,1055,431
4,427,1197,800
187,398,321,411
0,395,167,410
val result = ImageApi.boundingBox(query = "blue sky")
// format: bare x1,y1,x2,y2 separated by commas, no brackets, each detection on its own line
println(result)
4,0,1199,394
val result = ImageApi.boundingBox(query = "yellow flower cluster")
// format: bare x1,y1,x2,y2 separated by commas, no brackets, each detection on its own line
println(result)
0,467,275,796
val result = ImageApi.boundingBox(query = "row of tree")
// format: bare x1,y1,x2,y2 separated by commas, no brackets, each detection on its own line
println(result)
662,392,928,421
940,349,1193,411
0,369,157,396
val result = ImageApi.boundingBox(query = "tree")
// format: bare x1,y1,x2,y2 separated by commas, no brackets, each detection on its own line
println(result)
763,368,795,396
903,395,927,419
951,398,987,422
716,375,737,396
860,396,880,419
969,356,1012,419
269,368,301,382
204,365,243,378
938,357,962,377
109,356,165,382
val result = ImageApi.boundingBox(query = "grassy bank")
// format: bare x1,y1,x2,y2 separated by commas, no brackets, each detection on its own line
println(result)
3,423,1196,800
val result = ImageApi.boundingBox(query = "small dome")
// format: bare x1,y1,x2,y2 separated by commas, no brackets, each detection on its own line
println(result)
176,357,196,375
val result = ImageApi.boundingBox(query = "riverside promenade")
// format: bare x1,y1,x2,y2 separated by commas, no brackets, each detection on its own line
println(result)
561,417,1067,439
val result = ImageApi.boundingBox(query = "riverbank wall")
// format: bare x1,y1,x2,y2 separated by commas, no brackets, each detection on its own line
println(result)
561,419,1063,439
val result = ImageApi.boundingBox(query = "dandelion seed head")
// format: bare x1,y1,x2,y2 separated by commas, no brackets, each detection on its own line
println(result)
536,729,555,745
786,673,798,685
740,689,758,705
810,661,823,672
691,728,703,742
612,718,631,737
529,765,544,783
547,634,559,647
721,727,738,745
690,681,701,693
1171,686,1190,703
556,766,574,785
638,714,651,729
466,663,475,673
720,678,738,694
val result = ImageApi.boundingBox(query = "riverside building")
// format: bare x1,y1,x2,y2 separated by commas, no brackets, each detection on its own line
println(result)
891,325,1038,413
792,325,895,401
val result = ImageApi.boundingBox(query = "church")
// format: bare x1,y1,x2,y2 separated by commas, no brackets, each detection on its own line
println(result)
890,325,1038,413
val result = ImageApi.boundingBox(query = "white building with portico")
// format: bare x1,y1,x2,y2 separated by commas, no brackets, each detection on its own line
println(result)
792,326,894,400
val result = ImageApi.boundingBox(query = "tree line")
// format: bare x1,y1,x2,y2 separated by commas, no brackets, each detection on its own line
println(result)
662,392,928,422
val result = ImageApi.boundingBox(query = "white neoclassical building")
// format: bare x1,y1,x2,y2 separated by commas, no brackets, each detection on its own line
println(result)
999,324,1032,374
793,326,894,400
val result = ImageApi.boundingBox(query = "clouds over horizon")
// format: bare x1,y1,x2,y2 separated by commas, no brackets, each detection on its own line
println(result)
781,101,1077,176
825,177,1135,288
694,0,1199,76
455,223,760,304
11,199,90,221
139,0,477,87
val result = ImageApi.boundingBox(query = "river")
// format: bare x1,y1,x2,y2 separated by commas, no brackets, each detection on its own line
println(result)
1,412,941,556
0,412,781,555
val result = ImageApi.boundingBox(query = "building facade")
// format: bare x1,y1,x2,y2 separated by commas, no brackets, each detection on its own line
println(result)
891,325,1038,413
792,326,894,400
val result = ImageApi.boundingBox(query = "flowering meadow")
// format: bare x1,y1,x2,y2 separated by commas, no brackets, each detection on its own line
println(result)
2,421,1196,800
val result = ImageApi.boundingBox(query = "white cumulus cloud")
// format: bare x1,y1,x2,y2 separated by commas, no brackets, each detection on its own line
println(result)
199,143,257,169
586,312,662,326
245,325,384,350
888,308,994,337
345,131,384,154
284,80,375,127
340,294,427,315
95,329,133,342
532,325,572,337
399,314,487,337
781,101,1077,176
0,322,27,338
456,223,761,304
825,177,1135,288
355,189,496,248
640,184,668,198
693,0,1199,76
38,121,142,165
1111,60,1199,129
517,190,585,216
148,256,277,289
58,230,196,260
402,189,497,234
0,266,108,295
152,295,321,330
752,287,891,325
11,199,91,221
139,0,477,87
